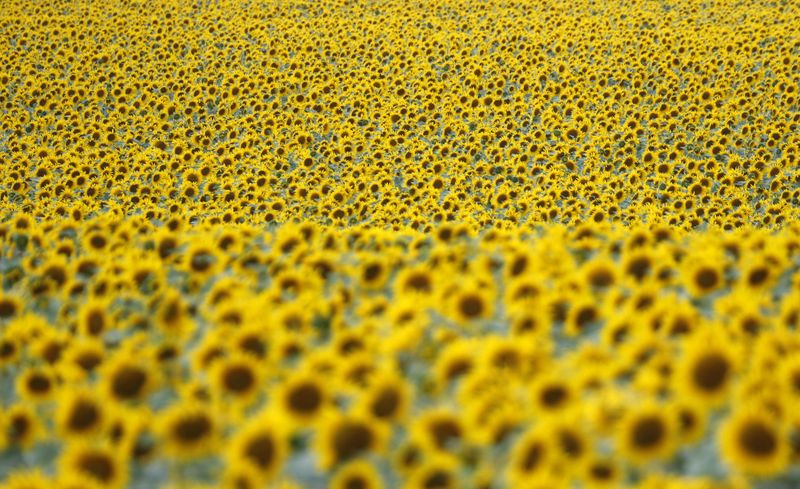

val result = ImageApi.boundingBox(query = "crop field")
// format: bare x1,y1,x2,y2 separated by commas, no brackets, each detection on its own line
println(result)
1,0,800,487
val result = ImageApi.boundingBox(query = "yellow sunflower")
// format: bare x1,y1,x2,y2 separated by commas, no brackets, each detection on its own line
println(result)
156,403,219,460
226,410,287,481
316,412,388,469
615,401,677,465
58,443,127,489
719,408,790,477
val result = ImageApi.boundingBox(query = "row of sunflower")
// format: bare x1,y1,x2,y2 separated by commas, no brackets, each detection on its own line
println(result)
2,218,800,487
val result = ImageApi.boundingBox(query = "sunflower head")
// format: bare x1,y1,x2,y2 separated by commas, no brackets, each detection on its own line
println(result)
157,403,218,460
720,408,790,477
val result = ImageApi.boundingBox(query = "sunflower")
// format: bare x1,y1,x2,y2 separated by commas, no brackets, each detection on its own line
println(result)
231,325,269,360
582,255,618,289
683,257,725,297
358,257,390,290
412,409,465,453
720,408,789,476
0,334,20,367
56,388,107,439
530,374,576,416
210,353,262,407
61,338,105,381
394,264,437,299
675,333,738,407
331,460,384,489
184,242,221,278
316,412,387,469
508,425,552,484
449,286,493,324
546,417,592,473
509,310,550,338
30,328,69,366
739,258,775,291
392,440,424,476
102,352,157,404
434,339,477,391
276,371,329,426
358,371,412,423
3,403,43,450
227,411,287,481
480,336,528,375
565,298,602,337
274,301,313,335
191,329,229,373
16,367,57,402
670,398,708,445
76,298,112,338
157,402,219,460
582,457,620,489
615,401,677,465
0,293,23,321
58,443,127,489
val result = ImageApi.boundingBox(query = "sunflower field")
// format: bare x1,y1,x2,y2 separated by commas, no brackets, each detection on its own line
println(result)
1,0,800,487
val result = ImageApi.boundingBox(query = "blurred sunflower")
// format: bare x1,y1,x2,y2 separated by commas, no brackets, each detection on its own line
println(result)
615,401,677,465
720,408,789,476
56,388,107,439
227,410,287,481
316,412,388,469
276,370,330,426
58,443,127,489
156,403,219,460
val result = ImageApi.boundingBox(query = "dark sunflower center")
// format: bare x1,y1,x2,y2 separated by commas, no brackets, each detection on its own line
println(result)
371,387,400,418
0,299,17,318
333,421,373,462
363,264,382,282
590,463,613,480
28,373,51,393
223,365,255,393
521,442,543,472
287,383,322,414
112,367,146,399
77,352,102,372
691,353,730,392
174,414,212,444
240,336,266,358
695,268,719,290
78,453,114,483
575,307,597,328
244,433,275,470
541,385,568,408
631,416,665,449
87,310,105,335
430,419,461,450
68,400,100,431
406,273,432,292
560,430,583,458
740,421,777,457
748,268,769,286
458,295,483,318
9,415,30,441
0,340,16,358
